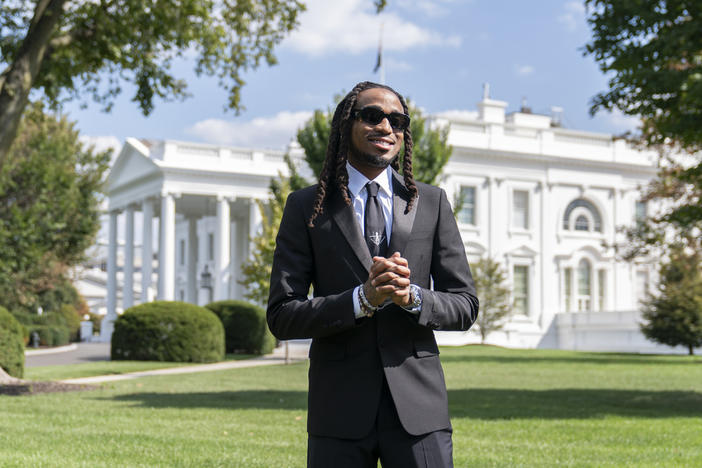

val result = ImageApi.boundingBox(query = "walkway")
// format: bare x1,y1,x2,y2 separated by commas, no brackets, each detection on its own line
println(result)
24,341,310,385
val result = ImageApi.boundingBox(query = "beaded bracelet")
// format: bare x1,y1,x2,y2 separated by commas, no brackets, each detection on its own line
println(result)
358,285,378,317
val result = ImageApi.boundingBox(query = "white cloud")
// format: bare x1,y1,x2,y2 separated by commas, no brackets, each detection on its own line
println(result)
600,108,641,134
185,111,313,149
515,64,535,76
557,1,586,31
397,0,466,18
284,0,461,57
80,135,123,164
386,57,413,72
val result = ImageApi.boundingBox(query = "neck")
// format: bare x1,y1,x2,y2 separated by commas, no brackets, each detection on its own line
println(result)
347,158,387,181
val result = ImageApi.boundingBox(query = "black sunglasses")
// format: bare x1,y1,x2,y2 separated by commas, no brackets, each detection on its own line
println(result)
352,106,411,131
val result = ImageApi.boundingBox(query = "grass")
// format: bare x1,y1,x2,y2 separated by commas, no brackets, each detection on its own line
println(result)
2,346,701,467
24,354,255,381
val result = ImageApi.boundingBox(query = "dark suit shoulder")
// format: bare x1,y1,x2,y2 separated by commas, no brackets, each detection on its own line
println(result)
413,181,444,205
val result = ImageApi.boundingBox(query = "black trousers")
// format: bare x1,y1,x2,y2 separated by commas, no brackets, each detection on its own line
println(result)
307,378,453,468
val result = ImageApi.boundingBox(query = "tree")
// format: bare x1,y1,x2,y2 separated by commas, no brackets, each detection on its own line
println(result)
584,1,702,232
239,154,308,305
297,97,453,183
640,245,702,355
0,102,110,314
471,257,512,344
0,0,306,166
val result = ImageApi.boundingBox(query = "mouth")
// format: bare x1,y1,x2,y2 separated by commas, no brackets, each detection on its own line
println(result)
367,136,395,151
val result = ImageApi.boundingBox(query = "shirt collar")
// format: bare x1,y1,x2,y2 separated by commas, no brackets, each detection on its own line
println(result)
346,162,393,199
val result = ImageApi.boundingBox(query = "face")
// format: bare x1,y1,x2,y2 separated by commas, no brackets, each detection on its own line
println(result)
348,88,405,174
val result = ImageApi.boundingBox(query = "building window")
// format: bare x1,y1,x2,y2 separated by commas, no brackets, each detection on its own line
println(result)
598,269,606,311
564,267,572,312
208,233,214,261
513,265,529,315
563,198,602,232
513,190,529,229
457,186,476,225
635,201,647,222
179,239,185,266
574,215,589,231
577,259,591,311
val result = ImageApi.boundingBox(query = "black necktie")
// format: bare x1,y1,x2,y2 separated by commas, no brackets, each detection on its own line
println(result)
365,182,388,258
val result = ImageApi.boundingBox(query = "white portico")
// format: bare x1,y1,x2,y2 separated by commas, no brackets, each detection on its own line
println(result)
99,138,306,341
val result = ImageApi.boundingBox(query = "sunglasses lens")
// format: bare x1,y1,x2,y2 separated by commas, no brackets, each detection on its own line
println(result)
358,107,409,131
389,114,410,131
359,107,385,125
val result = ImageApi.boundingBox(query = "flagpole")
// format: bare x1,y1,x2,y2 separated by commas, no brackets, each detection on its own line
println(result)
379,22,385,84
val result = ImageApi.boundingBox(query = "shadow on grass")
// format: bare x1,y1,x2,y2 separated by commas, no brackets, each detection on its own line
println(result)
448,388,702,420
107,390,308,410
439,352,702,366
106,388,702,420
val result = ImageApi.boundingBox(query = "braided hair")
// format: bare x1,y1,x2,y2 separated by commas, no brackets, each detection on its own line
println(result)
307,81,418,227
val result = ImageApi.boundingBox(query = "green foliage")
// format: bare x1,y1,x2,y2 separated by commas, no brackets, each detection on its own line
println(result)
640,246,702,355
584,0,702,151
0,306,24,378
0,1,305,117
584,1,702,241
407,103,452,185
296,108,332,177
239,154,308,305
297,96,452,184
111,301,224,363
0,103,109,312
205,300,275,355
471,257,512,343
26,324,71,348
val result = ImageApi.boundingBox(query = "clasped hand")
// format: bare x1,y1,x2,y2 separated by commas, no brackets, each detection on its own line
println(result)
363,252,411,308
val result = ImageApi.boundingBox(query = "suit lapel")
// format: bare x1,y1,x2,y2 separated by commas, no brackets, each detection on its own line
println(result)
330,191,373,273
388,170,418,256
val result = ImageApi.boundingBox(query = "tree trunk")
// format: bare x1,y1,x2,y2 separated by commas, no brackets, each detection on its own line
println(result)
0,367,21,384
0,0,67,168
689,345,694,356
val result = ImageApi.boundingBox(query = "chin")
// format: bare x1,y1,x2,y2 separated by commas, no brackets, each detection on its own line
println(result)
361,152,398,169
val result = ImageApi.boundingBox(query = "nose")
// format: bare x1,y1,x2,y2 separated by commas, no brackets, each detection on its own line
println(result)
376,116,393,133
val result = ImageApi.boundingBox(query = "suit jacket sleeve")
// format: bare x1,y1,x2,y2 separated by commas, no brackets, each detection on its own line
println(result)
417,188,479,331
266,190,357,340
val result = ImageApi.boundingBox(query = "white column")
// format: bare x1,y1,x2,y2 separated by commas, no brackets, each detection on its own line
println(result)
158,193,176,300
101,210,119,342
123,204,135,310
214,197,231,301
141,198,154,303
187,217,198,303
249,198,263,244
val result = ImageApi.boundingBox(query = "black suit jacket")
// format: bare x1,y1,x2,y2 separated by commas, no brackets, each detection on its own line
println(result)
267,170,478,438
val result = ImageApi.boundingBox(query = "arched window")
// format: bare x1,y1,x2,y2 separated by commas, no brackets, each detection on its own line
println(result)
563,198,602,232
574,215,589,231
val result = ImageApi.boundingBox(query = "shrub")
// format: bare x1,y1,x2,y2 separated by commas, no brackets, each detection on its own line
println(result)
26,325,71,347
0,306,25,378
111,301,224,363
205,300,275,355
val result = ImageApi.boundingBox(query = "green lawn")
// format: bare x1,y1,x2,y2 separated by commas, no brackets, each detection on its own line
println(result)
25,354,256,381
2,346,701,467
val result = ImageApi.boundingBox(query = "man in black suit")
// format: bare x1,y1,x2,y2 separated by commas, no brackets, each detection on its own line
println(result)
267,81,478,467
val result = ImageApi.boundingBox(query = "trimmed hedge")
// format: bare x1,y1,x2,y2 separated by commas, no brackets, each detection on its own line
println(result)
0,306,25,378
26,325,70,347
111,301,224,363
205,300,275,355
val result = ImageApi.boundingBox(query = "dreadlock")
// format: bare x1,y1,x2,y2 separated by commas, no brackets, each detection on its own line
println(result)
307,81,418,227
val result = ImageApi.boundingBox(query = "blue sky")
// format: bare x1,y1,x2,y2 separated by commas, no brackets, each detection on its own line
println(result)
68,0,638,154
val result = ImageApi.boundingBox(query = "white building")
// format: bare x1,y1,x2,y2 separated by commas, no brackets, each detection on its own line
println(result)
97,93,689,353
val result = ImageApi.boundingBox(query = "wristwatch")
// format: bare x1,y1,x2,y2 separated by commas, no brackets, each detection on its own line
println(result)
405,284,422,312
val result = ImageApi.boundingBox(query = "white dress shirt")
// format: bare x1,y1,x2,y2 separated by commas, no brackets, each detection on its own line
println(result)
346,163,421,318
